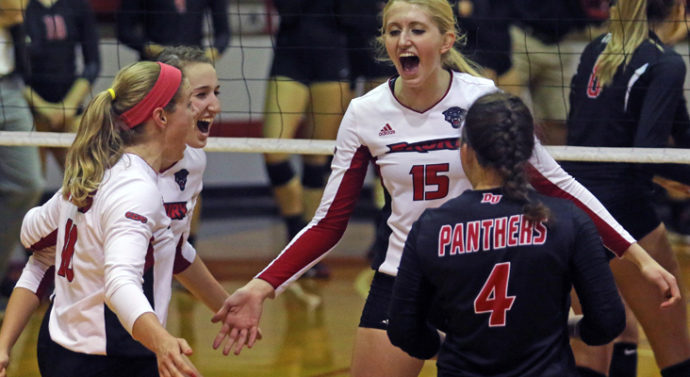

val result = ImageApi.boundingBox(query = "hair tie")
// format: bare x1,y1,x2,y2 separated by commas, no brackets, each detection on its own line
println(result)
120,62,182,129
107,88,116,100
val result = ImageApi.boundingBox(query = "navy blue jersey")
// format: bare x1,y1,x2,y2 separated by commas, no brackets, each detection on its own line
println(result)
116,0,230,58
24,0,100,102
565,32,690,191
387,189,624,377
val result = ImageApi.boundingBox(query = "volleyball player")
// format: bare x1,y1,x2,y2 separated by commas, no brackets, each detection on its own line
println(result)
22,0,100,169
0,61,200,377
387,92,625,377
564,0,690,376
212,1,678,377
262,1,349,279
0,47,232,376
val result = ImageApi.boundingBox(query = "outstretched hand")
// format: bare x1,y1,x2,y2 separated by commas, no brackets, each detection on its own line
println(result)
211,279,274,356
155,336,200,377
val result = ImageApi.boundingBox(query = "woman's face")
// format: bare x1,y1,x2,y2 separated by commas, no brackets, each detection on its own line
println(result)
383,1,453,88
164,80,197,161
183,62,221,148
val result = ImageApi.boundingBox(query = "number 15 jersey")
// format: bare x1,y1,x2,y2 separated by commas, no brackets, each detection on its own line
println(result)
257,71,635,294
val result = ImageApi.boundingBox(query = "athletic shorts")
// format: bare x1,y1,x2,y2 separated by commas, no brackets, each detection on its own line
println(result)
37,303,158,377
270,32,350,85
359,271,396,330
592,186,661,241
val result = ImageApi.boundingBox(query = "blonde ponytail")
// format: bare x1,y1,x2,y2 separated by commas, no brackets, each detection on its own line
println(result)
594,0,648,87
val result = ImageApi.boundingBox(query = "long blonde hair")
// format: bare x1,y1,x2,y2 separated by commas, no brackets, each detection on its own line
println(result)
594,0,648,87
377,0,481,76
63,61,184,207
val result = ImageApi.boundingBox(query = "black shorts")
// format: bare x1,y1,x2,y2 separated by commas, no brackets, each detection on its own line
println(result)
37,303,158,377
270,33,350,85
359,271,396,330
589,186,661,241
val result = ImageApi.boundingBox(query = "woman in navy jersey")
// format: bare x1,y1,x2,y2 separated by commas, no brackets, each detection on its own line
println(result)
211,1,679,376
23,0,100,169
564,0,690,376
0,61,200,377
388,91,625,377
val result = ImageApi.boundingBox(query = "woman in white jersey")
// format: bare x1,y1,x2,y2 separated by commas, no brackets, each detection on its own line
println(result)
0,61,199,377
212,1,679,376
0,47,231,376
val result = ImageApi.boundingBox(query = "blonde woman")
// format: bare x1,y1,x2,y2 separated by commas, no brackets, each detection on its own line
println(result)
0,61,200,377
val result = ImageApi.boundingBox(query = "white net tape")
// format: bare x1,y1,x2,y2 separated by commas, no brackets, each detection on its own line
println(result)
1,131,690,163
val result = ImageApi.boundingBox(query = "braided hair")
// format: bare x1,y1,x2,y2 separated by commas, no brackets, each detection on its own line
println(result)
462,92,550,222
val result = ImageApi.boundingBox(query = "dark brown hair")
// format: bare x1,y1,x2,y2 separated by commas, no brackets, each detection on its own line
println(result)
462,92,550,222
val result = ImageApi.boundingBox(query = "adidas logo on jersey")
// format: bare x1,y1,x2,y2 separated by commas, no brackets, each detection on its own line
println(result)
379,123,395,136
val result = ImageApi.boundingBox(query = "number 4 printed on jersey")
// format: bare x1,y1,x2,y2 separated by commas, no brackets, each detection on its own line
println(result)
57,219,77,282
474,262,515,327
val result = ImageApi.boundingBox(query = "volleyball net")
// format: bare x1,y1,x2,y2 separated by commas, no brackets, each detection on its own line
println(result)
1,1,690,167
2,131,689,165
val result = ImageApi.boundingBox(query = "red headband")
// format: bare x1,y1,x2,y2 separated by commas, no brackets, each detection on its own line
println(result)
120,62,182,128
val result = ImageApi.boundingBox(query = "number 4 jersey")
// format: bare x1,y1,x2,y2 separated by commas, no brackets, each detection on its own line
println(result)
388,189,624,376
256,71,635,294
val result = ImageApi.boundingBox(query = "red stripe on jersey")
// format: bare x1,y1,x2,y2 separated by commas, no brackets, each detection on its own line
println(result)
526,164,631,256
173,235,192,274
30,229,58,251
258,146,372,288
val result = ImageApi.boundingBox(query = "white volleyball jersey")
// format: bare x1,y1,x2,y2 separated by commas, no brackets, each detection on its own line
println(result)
19,154,176,357
158,146,205,273
257,71,634,294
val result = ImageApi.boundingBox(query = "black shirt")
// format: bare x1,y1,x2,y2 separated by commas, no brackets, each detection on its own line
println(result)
387,189,624,377
272,0,346,49
24,0,100,102
116,0,230,58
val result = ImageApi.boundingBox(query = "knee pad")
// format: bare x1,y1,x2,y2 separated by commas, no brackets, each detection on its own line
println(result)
301,162,328,189
265,160,295,187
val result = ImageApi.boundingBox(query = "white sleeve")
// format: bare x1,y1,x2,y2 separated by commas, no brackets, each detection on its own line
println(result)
527,138,635,256
15,251,55,294
102,182,163,333
21,190,63,250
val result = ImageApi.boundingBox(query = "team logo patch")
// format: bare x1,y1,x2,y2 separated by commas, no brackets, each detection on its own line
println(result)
164,202,188,220
442,106,467,129
481,193,502,204
379,123,396,136
125,211,148,224
174,169,189,190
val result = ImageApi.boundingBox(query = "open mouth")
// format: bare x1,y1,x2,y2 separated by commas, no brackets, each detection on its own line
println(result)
197,119,211,133
400,55,420,74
